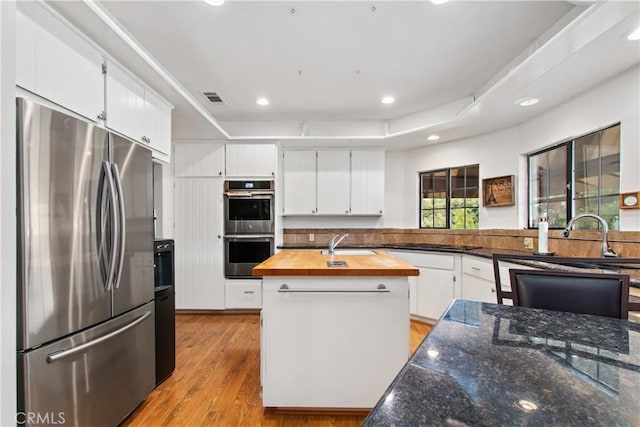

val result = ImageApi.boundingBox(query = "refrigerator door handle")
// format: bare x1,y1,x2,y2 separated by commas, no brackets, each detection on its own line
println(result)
112,163,126,289
46,310,152,364
103,160,119,291
96,164,109,290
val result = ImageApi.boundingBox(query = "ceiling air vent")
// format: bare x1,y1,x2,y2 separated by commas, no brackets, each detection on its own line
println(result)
203,92,225,104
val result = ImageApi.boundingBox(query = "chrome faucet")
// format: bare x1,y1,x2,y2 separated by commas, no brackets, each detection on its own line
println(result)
328,233,349,255
562,214,618,257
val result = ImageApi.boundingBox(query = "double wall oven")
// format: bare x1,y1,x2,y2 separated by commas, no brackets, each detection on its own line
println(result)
224,180,275,278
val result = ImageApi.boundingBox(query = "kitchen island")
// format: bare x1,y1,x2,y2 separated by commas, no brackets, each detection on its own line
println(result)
364,299,640,426
254,249,419,409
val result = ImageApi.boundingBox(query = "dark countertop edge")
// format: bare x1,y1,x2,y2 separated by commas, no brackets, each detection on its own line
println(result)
277,245,640,289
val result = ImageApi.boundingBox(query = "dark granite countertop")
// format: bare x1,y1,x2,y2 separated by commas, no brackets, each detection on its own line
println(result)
363,299,640,426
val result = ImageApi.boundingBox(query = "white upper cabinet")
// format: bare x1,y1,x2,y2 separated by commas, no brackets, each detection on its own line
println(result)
105,60,172,162
143,89,172,161
174,142,225,178
282,148,385,216
16,10,104,122
283,151,317,215
350,149,385,215
105,60,145,141
317,150,351,215
225,144,277,177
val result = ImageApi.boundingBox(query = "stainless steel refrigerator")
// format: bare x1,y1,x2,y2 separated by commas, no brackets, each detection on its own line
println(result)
16,97,156,426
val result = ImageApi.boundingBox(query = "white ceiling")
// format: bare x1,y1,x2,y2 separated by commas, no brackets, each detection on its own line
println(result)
46,0,640,149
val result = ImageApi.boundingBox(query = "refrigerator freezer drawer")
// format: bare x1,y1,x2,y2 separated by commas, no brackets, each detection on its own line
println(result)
18,303,155,427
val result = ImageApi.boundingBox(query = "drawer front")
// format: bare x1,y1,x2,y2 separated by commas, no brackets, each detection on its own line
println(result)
386,250,455,270
225,280,262,308
462,256,494,282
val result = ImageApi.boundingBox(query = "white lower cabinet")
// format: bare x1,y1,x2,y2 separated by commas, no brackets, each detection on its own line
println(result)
385,250,460,321
261,276,409,408
416,266,456,320
225,280,262,309
461,255,532,304
461,256,498,303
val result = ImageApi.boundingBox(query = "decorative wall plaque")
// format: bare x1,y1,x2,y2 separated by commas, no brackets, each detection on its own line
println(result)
482,175,515,207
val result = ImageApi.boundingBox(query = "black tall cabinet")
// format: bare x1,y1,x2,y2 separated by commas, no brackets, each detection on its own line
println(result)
154,239,175,385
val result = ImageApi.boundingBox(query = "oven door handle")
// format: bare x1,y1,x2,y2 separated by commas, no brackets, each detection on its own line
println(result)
225,234,275,239
225,192,274,197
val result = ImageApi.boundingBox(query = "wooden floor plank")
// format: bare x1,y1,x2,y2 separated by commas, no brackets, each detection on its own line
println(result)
122,314,431,426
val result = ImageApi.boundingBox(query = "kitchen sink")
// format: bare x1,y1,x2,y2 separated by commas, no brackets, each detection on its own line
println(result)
320,249,377,256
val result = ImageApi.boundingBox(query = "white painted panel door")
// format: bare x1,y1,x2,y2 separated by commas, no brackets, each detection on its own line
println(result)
144,89,172,160
106,60,145,142
316,150,350,215
416,267,455,320
283,151,316,215
226,144,277,177
174,142,225,177
174,178,224,309
350,149,385,215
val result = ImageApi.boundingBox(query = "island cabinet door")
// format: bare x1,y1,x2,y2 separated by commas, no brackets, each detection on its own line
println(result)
261,277,410,409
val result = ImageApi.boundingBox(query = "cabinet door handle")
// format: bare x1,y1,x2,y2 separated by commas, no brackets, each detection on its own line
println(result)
471,266,481,271
491,288,496,293
278,284,390,293
244,290,255,294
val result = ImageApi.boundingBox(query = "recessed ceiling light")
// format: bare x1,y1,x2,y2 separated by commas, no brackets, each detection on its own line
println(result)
628,27,640,41
256,97,270,106
427,134,440,141
516,98,539,107
203,0,224,6
431,0,450,4
381,96,395,104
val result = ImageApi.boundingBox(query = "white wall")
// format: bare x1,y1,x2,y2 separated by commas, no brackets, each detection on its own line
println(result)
518,65,640,230
0,1,17,423
401,128,520,229
398,65,640,230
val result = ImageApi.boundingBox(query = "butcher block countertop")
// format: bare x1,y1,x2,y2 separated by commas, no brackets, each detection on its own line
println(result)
253,249,420,277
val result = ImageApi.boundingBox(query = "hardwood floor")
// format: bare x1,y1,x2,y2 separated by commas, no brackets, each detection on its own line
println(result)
123,313,431,426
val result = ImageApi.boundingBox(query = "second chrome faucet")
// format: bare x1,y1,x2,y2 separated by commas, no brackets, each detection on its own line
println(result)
562,214,619,257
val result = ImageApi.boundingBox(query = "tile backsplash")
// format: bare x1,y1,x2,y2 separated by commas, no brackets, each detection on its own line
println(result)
283,228,640,258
